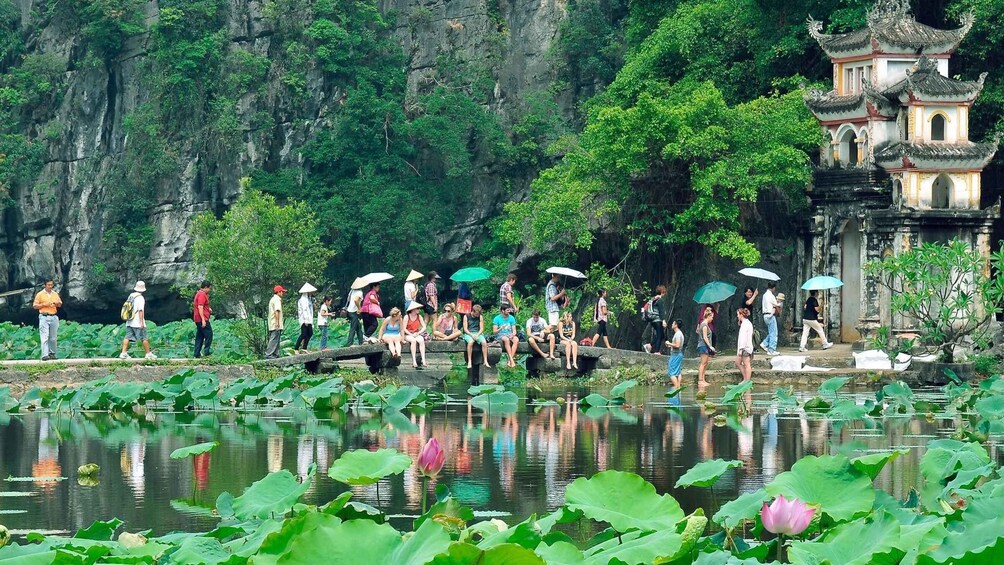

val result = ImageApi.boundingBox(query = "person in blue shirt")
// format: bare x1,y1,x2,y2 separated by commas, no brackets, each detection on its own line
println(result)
493,304,520,368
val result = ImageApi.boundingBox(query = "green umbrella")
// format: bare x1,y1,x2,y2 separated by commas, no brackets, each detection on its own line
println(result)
693,281,737,304
450,267,493,283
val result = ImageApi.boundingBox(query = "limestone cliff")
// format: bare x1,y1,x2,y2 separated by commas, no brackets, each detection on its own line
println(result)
0,0,567,321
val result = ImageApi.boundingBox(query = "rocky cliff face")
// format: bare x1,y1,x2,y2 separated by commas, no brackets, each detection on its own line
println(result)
0,0,567,321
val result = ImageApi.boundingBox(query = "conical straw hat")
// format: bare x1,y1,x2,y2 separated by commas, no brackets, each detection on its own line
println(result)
406,269,424,281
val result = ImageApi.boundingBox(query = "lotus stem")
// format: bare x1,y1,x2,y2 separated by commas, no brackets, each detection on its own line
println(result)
422,476,428,514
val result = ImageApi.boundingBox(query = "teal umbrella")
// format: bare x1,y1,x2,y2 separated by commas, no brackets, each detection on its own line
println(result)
450,267,493,283
801,276,843,290
693,281,737,304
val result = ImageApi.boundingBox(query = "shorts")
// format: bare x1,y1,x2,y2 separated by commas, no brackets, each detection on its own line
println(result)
125,326,148,343
463,334,486,344
740,350,754,359
547,311,560,326
423,303,436,315
596,320,608,337
697,343,713,356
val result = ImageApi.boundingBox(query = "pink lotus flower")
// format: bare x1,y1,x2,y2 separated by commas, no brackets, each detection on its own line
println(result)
761,495,815,536
417,438,446,478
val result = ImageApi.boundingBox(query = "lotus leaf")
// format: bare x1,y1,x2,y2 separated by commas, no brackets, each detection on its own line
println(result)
609,379,638,398
788,512,902,565
583,529,684,565
169,441,219,460
713,488,770,529
468,385,505,395
676,459,743,489
579,393,609,407
851,449,910,480
818,376,850,396
721,380,753,404
231,464,315,520
429,542,545,565
766,455,874,522
534,540,584,565
165,536,232,565
565,470,684,533
327,448,411,485
470,391,519,413
274,518,448,565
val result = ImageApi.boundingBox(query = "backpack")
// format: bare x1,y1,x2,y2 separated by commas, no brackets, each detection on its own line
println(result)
120,293,138,321
641,296,659,322
416,281,428,304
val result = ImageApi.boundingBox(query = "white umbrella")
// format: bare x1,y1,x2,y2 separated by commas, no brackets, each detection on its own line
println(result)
739,267,780,281
350,277,368,290
359,272,394,286
546,266,587,279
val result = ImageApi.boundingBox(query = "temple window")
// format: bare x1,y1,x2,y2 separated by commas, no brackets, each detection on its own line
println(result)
932,174,952,208
931,114,946,141
840,129,858,165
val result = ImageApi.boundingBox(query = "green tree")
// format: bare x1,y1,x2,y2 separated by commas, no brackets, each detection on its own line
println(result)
191,180,333,354
865,240,1004,363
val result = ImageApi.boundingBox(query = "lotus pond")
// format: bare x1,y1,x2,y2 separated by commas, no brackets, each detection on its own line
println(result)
1,369,1003,563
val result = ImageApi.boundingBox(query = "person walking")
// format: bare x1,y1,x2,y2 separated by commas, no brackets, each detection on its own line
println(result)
403,301,429,369
736,308,754,382
526,309,556,359
590,289,612,348
696,307,715,386
558,311,579,370
119,281,156,359
643,285,668,354
317,295,334,349
33,279,62,361
193,281,213,358
265,285,286,359
378,307,404,358
423,271,440,326
799,290,834,352
463,305,490,368
361,283,383,342
667,319,684,390
545,273,566,328
493,304,520,368
294,283,316,353
344,279,365,347
500,272,517,311
433,303,462,341
759,282,780,356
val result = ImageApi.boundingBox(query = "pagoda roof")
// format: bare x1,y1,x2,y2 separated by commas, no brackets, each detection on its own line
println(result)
804,87,897,120
874,139,999,170
883,57,986,103
808,0,974,58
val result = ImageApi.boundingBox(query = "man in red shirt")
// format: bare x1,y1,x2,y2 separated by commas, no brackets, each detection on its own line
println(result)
193,281,213,358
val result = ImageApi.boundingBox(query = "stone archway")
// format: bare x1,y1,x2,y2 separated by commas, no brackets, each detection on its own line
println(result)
932,174,952,209
839,129,858,166
840,220,862,342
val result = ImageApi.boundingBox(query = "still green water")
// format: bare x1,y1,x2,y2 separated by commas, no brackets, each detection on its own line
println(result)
0,384,950,537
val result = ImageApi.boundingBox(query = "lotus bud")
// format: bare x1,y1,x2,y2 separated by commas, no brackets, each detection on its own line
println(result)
0,525,9,548
417,438,446,478
78,463,100,476
760,495,815,536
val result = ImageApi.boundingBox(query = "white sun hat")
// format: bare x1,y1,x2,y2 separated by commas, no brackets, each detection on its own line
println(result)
406,269,424,281
299,283,318,294
134,281,146,292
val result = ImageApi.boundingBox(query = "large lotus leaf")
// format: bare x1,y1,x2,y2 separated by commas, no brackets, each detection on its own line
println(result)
430,542,544,565
676,459,743,489
917,499,1004,564
583,529,684,565
565,470,684,533
534,541,584,565
713,488,770,530
385,386,423,410
827,399,869,421
468,385,505,395
974,395,1004,420
818,376,851,397
788,512,902,565
579,393,609,407
232,464,315,520
327,449,411,485
766,455,874,522
920,439,990,485
610,380,638,398
851,449,910,480
692,554,768,565
165,536,233,565
265,518,400,564
721,380,753,404
170,442,219,460
470,391,519,413
248,511,340,565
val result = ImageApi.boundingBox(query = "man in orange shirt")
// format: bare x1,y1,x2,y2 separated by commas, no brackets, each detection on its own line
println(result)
32,279,62,361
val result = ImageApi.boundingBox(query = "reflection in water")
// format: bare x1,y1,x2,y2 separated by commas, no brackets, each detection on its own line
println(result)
0,385,959,536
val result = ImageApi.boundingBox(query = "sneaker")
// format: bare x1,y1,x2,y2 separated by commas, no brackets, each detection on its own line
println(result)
768,351,780,356
119,352,131,359
759,343,770,353
798,347,807,353
822,342,834,350
145,353,158,360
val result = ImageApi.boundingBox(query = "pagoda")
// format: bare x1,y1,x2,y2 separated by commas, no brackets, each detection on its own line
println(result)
800,0,999,343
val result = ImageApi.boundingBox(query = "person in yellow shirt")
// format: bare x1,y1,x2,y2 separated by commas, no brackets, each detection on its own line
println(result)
32,279,62,361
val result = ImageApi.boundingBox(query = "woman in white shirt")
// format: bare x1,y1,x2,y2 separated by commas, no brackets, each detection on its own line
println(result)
736,308,754,382
317,295,333,349
294,284,316,353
